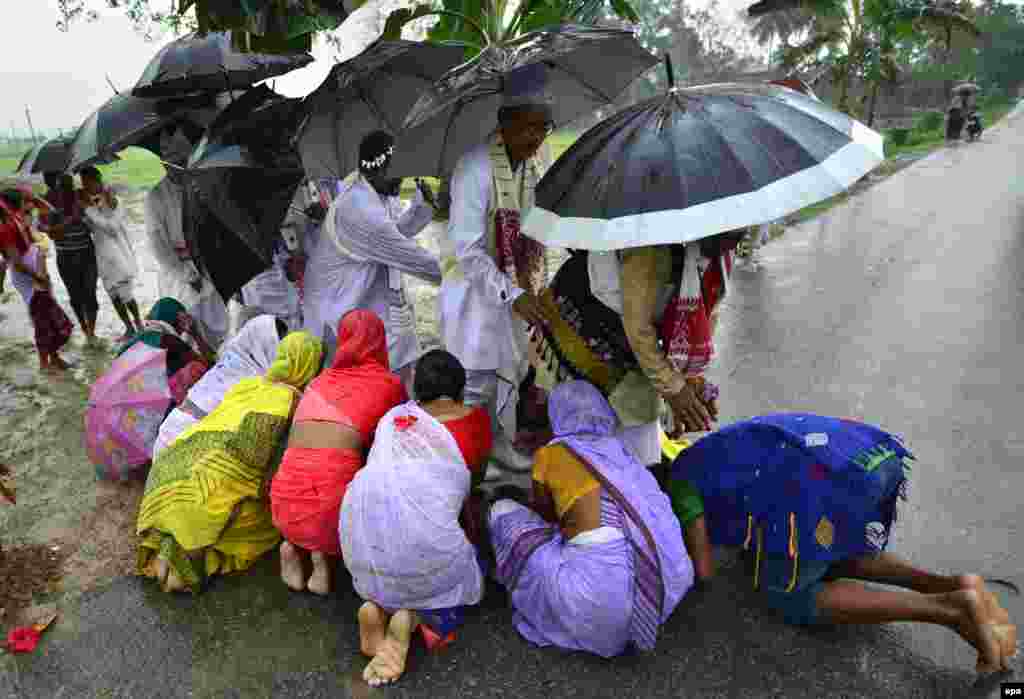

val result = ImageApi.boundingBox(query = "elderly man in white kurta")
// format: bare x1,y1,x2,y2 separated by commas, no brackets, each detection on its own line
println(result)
302,131,440,380
441,94,553,473
144,125,230,348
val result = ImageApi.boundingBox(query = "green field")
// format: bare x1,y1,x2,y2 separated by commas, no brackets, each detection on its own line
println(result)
0,145,167,191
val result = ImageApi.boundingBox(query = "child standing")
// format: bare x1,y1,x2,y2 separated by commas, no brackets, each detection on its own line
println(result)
79,166,142,341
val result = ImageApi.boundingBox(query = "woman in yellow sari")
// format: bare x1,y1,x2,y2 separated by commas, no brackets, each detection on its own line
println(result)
137,331,324,593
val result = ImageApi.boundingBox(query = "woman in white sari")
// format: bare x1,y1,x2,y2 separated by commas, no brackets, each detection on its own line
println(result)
341,350,492,687
152,314,287,459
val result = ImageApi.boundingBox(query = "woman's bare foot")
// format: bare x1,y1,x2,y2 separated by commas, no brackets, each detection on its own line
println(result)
358,602,389,657
363,609,417,686
280,541,306,591
949,589,1004,673
308,552,331,596
162,566,187,593
49,354,70,371
155,558,170,587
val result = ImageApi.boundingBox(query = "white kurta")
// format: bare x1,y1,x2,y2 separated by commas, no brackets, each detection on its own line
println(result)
441,139,549,437
84,201,137,300
302,176,439,371
240,242,301,330
144,177,230,347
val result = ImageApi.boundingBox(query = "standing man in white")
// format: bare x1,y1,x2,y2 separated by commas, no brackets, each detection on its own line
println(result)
144,124,230,348
441,71,553,473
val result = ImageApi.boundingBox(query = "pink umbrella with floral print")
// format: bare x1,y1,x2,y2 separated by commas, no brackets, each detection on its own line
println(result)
85,343,174,481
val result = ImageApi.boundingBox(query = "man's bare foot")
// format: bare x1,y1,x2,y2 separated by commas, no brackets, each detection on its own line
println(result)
358,602,389,657
950,589,1004,673
280,541,306,591
957,575,1016,660
363,609,416,686
957,575,1010,623
308,552,331,596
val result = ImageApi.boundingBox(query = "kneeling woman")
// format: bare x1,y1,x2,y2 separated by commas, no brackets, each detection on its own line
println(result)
153,314,286,460
341,350,492,686
136,332,323,593
489,380,693,658
271,310,408,595
117,297,216,405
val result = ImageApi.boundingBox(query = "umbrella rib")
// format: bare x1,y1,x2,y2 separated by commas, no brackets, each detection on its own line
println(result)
351,80,401,135
437,99,468,177
544,61,615,107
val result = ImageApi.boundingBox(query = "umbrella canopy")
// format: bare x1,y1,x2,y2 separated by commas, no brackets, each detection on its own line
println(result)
133,31,314,98
85,343,174,481
296,40,466,180
66,92,217,173
16,137,71,175
17,136,121,176
954,82,979,95
672,414,913,563
525,80,884,251
389,25,658,178
767,77,819,101
182,185,274,303
184,86,305,299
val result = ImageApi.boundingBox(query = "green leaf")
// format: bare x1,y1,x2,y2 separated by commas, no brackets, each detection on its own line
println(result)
610,0,641,23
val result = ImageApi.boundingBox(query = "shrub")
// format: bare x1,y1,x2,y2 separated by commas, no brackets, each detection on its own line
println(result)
889,128,911,146
915,111,944,133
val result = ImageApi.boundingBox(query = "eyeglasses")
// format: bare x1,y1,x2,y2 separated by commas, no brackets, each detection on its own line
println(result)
521,120,554,137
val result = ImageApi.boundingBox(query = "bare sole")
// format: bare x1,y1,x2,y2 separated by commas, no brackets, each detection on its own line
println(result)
279,541,306,592
363,609,416,686
953,590,1004,673
358,602,388,658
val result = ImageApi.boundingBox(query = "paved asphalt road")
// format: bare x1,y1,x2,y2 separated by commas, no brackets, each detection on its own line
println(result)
3,108,1023,698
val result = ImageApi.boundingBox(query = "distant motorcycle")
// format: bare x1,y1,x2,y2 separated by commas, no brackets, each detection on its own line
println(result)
965,111,983,141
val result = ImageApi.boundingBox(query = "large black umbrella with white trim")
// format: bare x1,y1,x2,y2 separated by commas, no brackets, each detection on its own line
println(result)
525,61,884,251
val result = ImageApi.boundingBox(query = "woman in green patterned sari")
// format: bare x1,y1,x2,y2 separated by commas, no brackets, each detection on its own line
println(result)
136,331,324,593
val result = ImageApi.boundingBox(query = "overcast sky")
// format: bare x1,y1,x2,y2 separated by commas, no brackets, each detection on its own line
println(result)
4,0,1013,136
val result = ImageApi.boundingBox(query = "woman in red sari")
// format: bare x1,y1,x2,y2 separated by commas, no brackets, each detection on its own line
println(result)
271,310,407,595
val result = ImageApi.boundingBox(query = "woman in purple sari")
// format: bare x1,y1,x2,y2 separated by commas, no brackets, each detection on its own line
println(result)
488,380,693,657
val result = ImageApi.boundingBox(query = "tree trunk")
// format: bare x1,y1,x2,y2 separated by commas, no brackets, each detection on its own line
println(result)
867,81,881,127
837,65,853,116
942,24,954,102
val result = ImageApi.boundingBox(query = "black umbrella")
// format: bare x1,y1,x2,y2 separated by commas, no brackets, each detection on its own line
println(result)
17,137,72,175
389,24,658,178
182,184,274,303
296,40,466,180
66,92,217,173
524,59,885,251
132,31,313,98
17,136,120,176
183,86,306,300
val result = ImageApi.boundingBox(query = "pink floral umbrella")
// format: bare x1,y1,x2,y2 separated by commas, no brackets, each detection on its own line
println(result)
85,343,173,481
